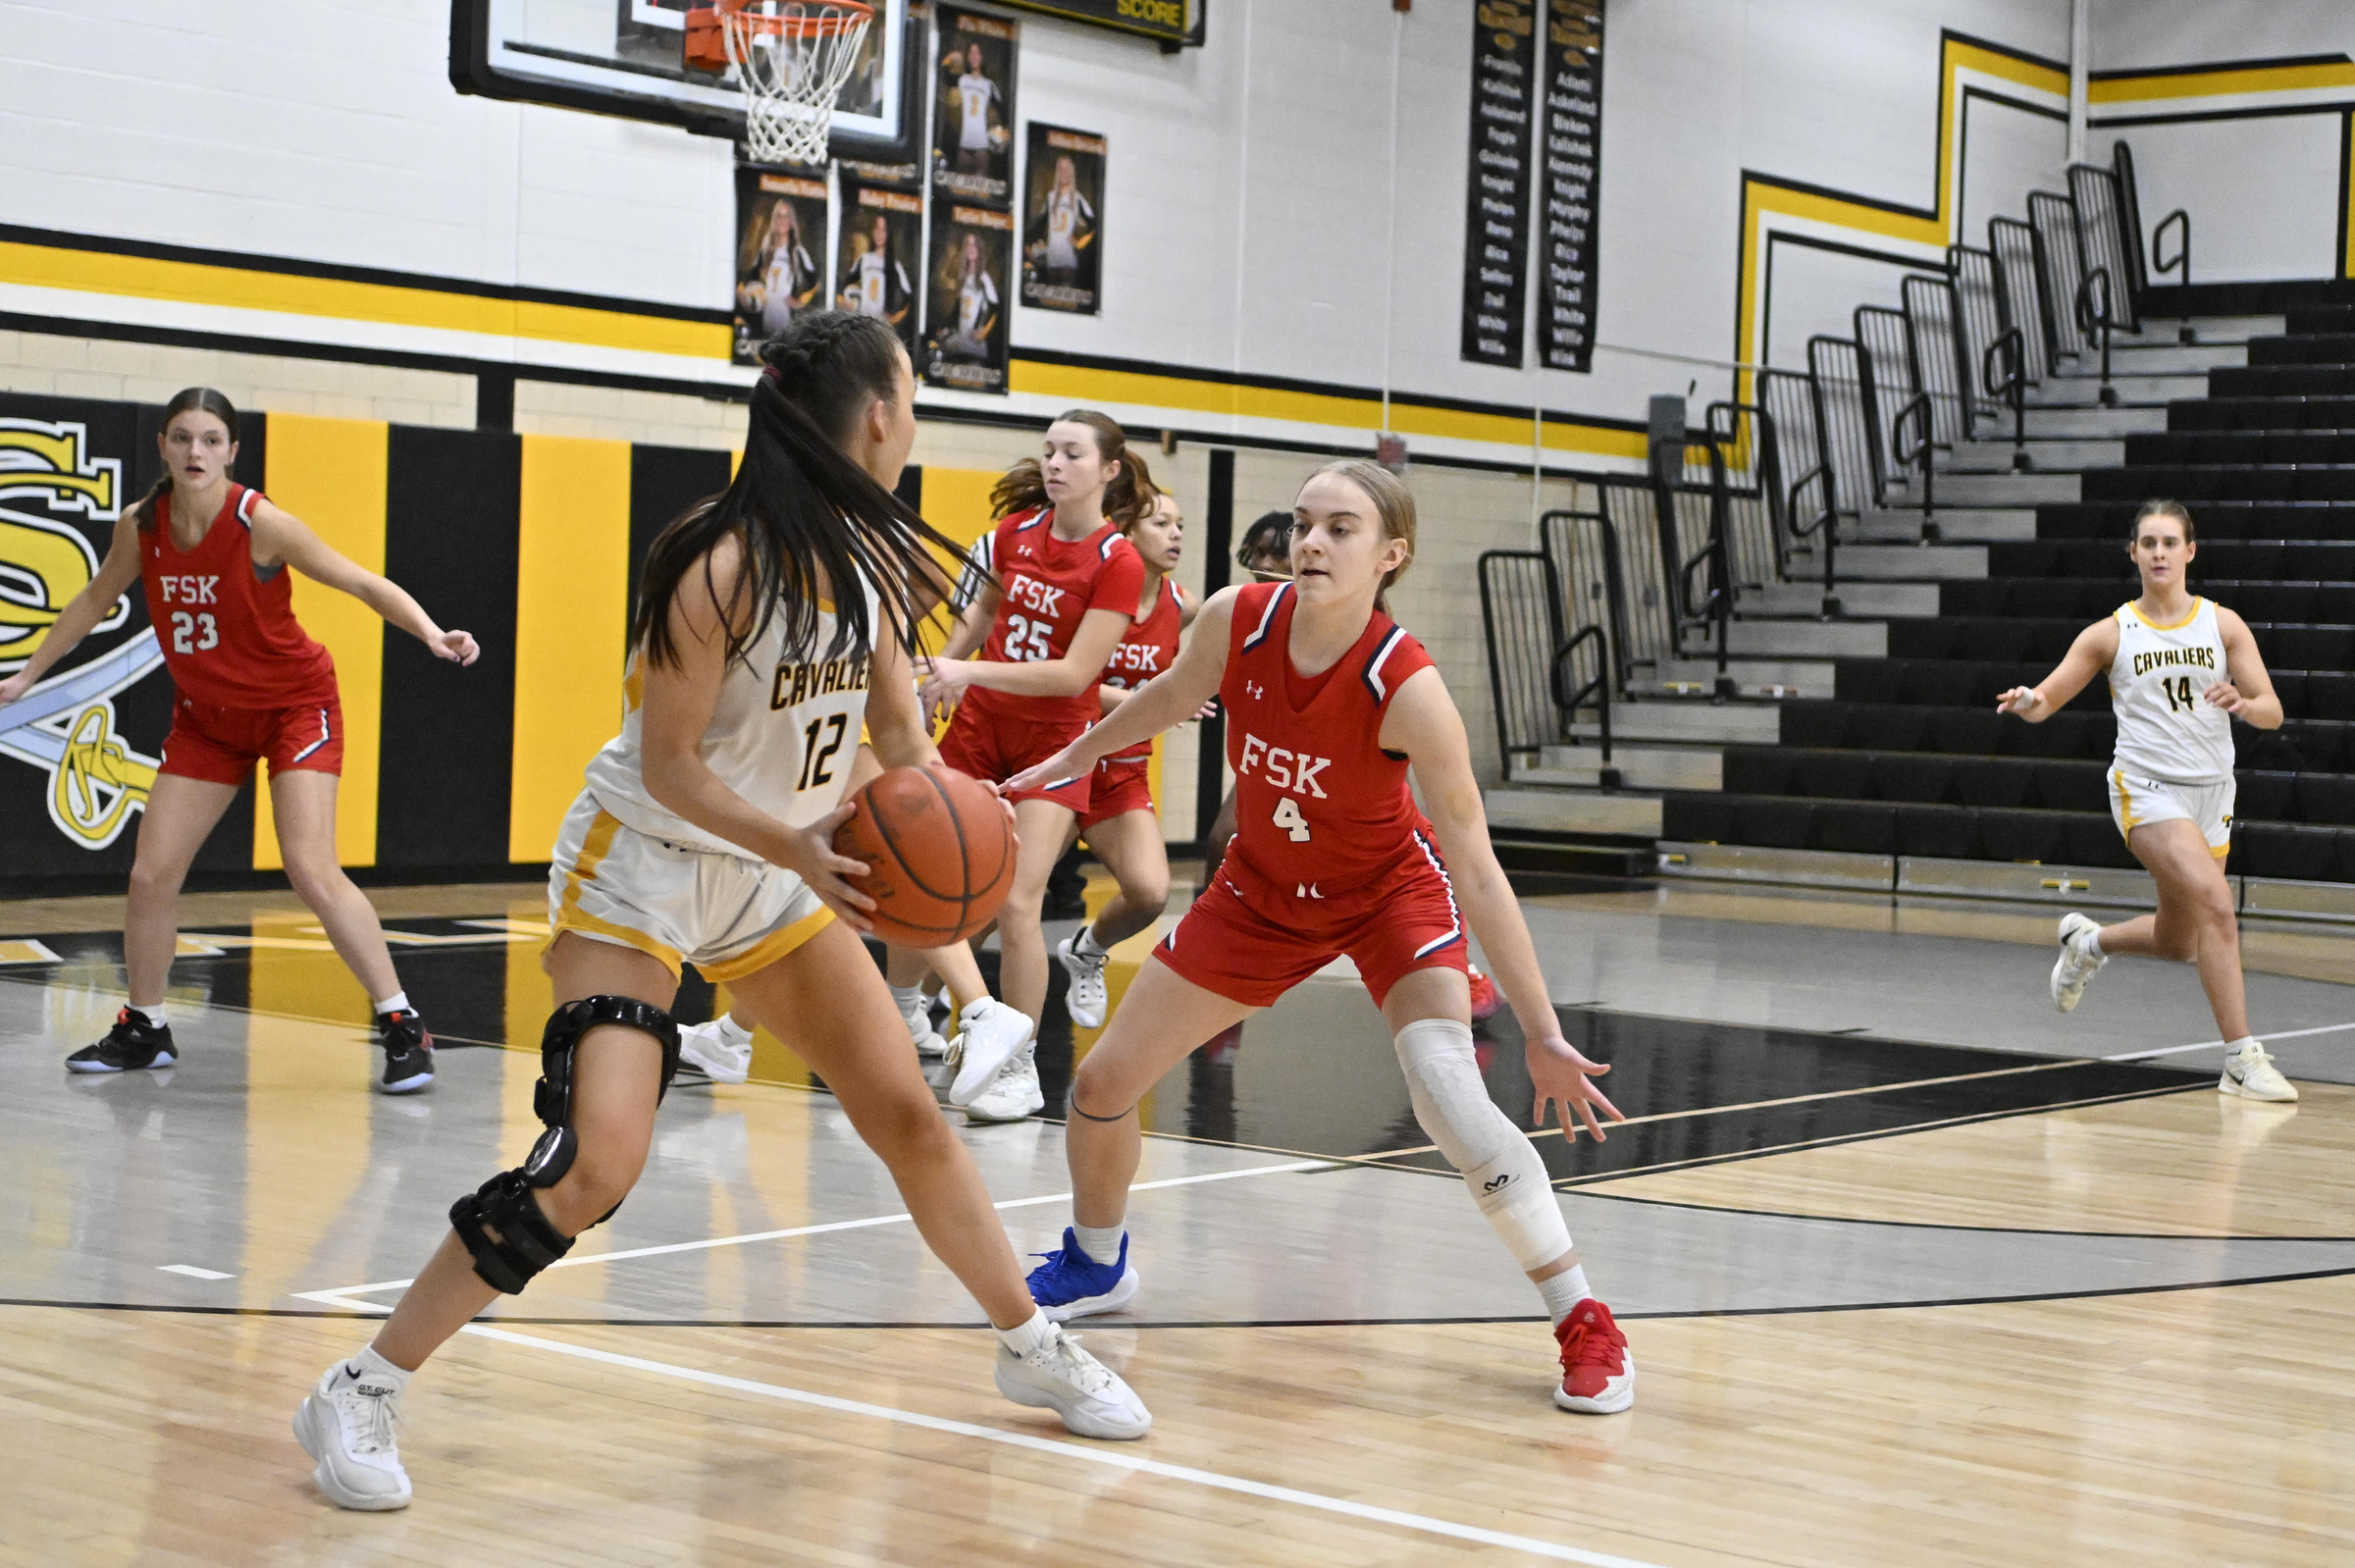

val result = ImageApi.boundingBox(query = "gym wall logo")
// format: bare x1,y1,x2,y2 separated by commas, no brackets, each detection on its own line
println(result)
0,418,163,849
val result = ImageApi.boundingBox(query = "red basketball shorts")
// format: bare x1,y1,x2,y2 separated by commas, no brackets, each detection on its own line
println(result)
1154,831,1467,1009
938,705,1093,812
1079,757,1154,833
159,693,344,785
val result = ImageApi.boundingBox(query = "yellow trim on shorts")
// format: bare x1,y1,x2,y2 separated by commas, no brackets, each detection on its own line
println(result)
551,809,687,979
2111,769,2138,832
696,904,837,982
2212,841,2232,860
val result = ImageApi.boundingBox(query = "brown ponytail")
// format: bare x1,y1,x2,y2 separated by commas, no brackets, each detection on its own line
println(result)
988,408,1159,527
136,387,240,531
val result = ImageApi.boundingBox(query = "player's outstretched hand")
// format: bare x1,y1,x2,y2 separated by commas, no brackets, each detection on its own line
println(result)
2203,679,2247,716
1527,1031,1623,1142
771,801,877,933
915,655,974,721
1005,744,1086,799
0,669,32,710
1995,686,2041,716
433,629,481,666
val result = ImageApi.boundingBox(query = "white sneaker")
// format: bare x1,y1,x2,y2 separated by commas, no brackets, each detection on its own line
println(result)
2221,1040,2299,1102
1056,932,1111,1028
945,999,1031,1107
675,1019,753,1085
293,1359,412,1511
993,1324,1152,1439
963,1038,1045,1123
2050,913,2106,1013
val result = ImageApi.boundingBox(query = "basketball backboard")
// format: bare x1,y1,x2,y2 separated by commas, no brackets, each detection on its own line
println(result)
451,1,920,163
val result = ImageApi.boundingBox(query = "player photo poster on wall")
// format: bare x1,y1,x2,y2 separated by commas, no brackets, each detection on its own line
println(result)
1021,125,1104,314
931,7,1019,207
732,170,830,366
923,205,1013,393
836,178,922,356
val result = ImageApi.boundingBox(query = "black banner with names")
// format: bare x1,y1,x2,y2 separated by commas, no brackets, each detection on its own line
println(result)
1460,2,1538,368
1537,1,1602,372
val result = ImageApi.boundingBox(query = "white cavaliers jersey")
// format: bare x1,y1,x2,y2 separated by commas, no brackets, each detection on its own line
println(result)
2109,598,2234,784
1044,189,1090,269
959,271,997,336
958,74,996,150
585,574,883,859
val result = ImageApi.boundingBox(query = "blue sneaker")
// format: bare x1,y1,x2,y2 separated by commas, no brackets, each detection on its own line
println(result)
1025,1228,1142,1323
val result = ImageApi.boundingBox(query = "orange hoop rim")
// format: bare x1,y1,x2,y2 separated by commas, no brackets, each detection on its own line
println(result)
717,0,875,38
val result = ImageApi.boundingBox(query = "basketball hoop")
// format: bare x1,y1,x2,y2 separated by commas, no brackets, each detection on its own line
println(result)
686,1,874,169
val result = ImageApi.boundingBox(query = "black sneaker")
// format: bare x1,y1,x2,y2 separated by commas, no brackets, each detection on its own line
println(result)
374,1009,435,1094
66,1009,177,1073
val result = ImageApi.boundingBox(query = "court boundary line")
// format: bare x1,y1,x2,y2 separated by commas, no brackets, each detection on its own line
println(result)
447,1322,1688,1568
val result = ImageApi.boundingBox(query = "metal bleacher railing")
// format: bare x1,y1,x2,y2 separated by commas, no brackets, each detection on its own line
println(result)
1478,144,2173,783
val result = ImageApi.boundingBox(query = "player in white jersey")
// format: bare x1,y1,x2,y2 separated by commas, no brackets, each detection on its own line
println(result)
1027,155,1095,284
1998,499,2297,1102
948,41,1003,175
291,313,1149,1516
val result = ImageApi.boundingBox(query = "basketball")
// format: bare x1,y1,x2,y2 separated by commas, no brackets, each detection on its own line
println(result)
833,764,1015,946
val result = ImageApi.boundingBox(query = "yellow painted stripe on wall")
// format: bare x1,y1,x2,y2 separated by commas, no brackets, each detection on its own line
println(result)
0,240,730,361
509,436,633,862
2091,60,2355,104
255,414,387,869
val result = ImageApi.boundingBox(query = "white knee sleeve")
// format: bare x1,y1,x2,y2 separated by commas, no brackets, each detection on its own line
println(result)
1393,1019,1573,1272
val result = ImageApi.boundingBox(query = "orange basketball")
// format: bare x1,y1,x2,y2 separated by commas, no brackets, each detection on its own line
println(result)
833,765,1016,946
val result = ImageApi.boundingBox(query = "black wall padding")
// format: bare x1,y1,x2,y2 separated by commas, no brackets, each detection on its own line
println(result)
377,427,521,869
626,445,734,629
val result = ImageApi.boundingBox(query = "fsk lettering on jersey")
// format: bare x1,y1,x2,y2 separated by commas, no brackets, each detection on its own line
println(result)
158,575,220,604
1006,575,1066,617
1236,732,1333,798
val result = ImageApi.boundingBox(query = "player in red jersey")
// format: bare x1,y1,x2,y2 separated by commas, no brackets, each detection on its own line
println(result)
1053,489,1200,1028
1008,459,1638,1415
0,388,478,1092
916,410,1152,1119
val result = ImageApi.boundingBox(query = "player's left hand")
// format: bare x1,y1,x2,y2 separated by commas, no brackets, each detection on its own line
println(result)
1006,744,1087,798
1527,1032,1623,1142
2203,679,2247,716
433,629,481,666
915,655,973,718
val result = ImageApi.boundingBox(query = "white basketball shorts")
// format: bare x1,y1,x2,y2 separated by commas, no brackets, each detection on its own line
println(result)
2107,768,2233,860
547,791,832,981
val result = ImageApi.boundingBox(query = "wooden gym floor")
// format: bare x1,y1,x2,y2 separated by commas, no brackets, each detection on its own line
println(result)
1,873,2349,1567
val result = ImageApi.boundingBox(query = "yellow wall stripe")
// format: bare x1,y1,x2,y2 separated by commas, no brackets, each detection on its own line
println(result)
2091,60,2355,105
0,239,729,361
509,436,632,862
256,414,387,869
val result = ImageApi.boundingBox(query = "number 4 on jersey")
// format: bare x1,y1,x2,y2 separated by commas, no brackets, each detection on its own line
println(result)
1273,796,1311,842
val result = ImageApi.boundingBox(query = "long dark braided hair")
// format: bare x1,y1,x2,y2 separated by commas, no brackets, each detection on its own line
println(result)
632,313,968,669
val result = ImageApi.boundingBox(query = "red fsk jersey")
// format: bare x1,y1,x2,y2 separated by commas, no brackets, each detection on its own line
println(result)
1099,577,1184,762
1219,580,1436,900
138,484,338,708
967,506,1145,729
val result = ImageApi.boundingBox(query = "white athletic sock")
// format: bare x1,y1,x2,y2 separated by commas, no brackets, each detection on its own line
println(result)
1073,1222,1125,1267
715,1013,755,1046
996,1308,1055,1358
127,1002,166,1028
351,1343,413,1389
2081,929,2104,960
888,982,926,1020
1073,925,1110,962
1537,1265,1593,1326
373,991,412,1017
2225,1035,2259,1056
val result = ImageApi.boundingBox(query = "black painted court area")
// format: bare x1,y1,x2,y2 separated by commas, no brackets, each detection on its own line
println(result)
9,916,2210,1187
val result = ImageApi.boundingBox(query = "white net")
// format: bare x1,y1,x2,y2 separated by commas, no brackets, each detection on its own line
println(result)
721,1,874,169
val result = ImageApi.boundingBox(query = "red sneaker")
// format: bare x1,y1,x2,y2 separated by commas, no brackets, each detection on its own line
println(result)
1552,1298,1635,1413
1466,967,1501,1022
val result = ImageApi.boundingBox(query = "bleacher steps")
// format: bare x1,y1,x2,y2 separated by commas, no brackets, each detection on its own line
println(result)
1717,619,1886,657
1491,834,1655,879
1656,842,2163,911
1486,786,1662,837
1940,438,2123,472
1927,470,2081,506
1568,703,1782,744
2027,369,2210,402
2243,877,2355,924
2081,341,2246,373
1513,744,1720,791
2128,313,2281,340
1855,507,2035,543
1741,580,1939,617
1648,655,1835,697
1655,842,1892,892
2020,405,2167,438
1784,543,1987,581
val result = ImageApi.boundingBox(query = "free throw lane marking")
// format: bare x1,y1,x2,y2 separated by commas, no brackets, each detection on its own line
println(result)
158,1264,236,1280
459,1323,1673,1568
291,1159,1335,1309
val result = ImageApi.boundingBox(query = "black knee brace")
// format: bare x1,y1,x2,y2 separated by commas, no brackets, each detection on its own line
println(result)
447,995,681,1295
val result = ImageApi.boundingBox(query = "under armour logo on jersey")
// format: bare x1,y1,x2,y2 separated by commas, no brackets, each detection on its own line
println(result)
1295,882,1323,898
